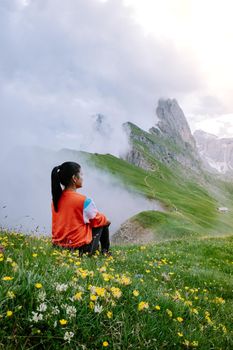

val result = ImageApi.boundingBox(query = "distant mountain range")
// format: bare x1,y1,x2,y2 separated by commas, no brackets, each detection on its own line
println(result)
194,129,233,175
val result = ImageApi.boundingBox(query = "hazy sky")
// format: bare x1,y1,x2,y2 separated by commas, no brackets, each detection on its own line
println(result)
1,0,233,158
124,0,233,137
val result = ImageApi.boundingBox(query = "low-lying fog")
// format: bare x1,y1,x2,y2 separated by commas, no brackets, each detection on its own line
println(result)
0,146,164,236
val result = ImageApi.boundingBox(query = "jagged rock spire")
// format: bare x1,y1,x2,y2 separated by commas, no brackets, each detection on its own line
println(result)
154,99,196,149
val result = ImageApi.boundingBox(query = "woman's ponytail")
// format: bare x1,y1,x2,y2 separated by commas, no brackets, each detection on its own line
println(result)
51,161,81,212
51,166,62,212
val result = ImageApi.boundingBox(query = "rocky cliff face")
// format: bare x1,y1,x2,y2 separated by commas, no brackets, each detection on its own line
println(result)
124,99,202,174
194,130,233,174
154,99,196,149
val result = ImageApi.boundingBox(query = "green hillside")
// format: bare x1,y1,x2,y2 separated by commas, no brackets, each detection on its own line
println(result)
84,152,233,240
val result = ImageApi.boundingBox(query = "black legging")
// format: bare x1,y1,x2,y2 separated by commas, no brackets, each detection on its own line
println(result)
79,225,110,256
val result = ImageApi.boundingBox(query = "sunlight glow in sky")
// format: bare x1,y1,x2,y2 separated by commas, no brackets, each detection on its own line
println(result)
124,0,233,97
123,0,233,137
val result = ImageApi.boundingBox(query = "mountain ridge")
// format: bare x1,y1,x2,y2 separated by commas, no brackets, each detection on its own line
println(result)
194,129,233,175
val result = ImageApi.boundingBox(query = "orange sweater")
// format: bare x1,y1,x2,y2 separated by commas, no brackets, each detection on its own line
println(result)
52,190,108,248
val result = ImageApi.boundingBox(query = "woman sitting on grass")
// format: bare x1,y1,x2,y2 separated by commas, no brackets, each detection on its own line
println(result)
51,161,111,256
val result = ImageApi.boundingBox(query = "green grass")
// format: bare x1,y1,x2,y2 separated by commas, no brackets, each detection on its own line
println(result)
125,122,184,155
0,231,232,349
132,211,200,240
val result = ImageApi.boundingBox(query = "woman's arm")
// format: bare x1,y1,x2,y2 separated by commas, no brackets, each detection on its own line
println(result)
83,198,110,227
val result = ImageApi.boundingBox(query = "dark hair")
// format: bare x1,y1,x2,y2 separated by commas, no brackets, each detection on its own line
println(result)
51,161,81,212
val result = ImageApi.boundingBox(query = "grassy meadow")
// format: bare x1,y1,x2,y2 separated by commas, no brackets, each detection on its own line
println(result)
86,152,233,238
0,231,232,349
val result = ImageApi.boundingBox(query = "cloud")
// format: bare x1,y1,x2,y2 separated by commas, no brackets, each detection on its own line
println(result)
0,0,203,156
193,114,233,138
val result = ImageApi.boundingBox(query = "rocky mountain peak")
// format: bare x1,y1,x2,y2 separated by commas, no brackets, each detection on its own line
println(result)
194,129,233,174
153,99,196,149
124,99,203,175
193,130,218,141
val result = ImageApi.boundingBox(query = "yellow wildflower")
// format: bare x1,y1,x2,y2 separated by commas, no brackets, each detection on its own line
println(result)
191,341,199,347
177,332,183,337
2,276,13,281
205,311,213,325
99,266,107,273
90,294,97,301
74,292,83,301
59,319,68,325
107,311,113,319
32,253,38,258
110,287,122,299
154,305,161,311
81,272,88,279
166,309,173,317
6,311,13,317
35,283,43,289
177,317,184,323
206,316,213,325
103,341,109,347
219,324,227,334
138,301,149,311
213,297,225,304
102,273,112,282
118,275,132,285
133,290,139,297
95,287,106,297
89,302,95,310
7,291,15,299
191,308,199,315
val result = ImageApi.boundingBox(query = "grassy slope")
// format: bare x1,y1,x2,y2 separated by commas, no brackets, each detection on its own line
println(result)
0,231,232,349
84,151,233,239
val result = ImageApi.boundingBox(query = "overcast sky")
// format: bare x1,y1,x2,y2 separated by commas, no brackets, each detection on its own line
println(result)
1,0,233,159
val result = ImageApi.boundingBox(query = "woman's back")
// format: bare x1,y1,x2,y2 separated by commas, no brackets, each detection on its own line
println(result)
52,190,92,248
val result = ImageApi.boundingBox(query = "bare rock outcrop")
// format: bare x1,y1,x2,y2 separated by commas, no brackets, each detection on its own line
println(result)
155,98,196,149
111,219,155,245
